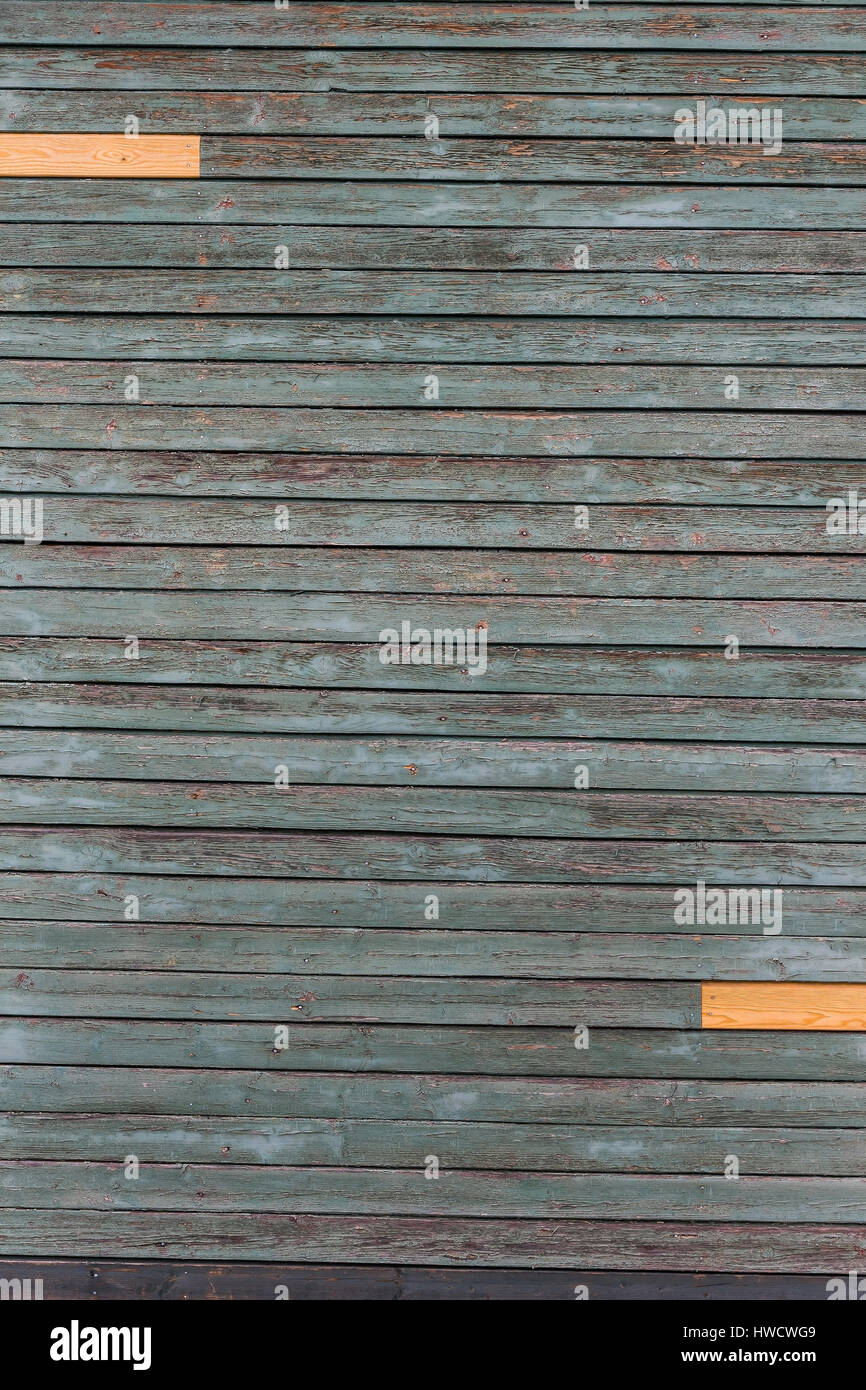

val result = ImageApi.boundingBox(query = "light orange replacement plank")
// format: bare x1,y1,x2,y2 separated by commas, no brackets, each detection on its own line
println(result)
702,981,866,1031
0,134,199,178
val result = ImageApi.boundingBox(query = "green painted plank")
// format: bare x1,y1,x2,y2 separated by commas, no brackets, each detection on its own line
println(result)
0,500,854,549
3,94,864,141
0,641,861,698
0,827,862,884
3,49,863,98
4,1116,864,1175
197,137,866,184
6,1067,866,1125
7,548,865,600
6,361,866,410
8,1020,866,1078
5,450,864,503
4,181,866,228
4,732,863,792
1,684,862,741
8,5,866,51
6,925,866,980
0,970,698,1025
0,781,862,841
2,1209,864,1271
5,270,865,315
3,406,865,455
4,593,864,644
4,1162,866,1223
1,225,865,272
0,879,862,934
6,318,866,366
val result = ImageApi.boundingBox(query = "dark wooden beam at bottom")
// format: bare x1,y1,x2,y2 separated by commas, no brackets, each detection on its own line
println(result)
0,1260,837,1301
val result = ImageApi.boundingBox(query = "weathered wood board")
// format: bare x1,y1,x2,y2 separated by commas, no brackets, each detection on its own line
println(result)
0,0,864,1300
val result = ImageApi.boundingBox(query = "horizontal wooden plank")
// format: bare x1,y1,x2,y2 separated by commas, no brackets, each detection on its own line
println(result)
5,406,866,455
6,1067,866,1126
7,926,866,982
2,685,862,741
7,548,865,600
3,94,864,142
3,49,864,99
4,732,862,792
2,879,864,935
0,500,856,550
7,361,866,410
1,642,862,699
4,181,866,228
0,969,696,1025
5,1114,865,1175
193,137,866,185
703,982,866,1030
0,1258,836,1301
8,317,866,365
7,5,865,51
4,593,864,645
0,133,198,177
0,827,862,884
9,1019,866,1079
5,450,864,503
4,1209,866,1270
5,270,865,315
5,1162,866,1223
1,225,865,272
0,781,862,841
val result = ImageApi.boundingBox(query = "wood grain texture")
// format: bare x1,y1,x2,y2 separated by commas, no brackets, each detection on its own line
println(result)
3,50,864,98
3,684,864,741
7,1207,866,1273
7,925,866,979
5,181,866,228
0,499,856,548
0,782,862,841
0,133,198,177
703,983,866,1030
4,592,865,645
3,450,863,502
4,405,865,455
10,1019,866,1079
1,225,865,271
6,5,866,51
4,361,866,410
3,732,864,790
3,93,865,142
7,547,866,599
3,0,864,1288
10,318,866,363
6,1115,866,1174
5,1161,866,1222
1,881,865,934
5,269,865,314
6,1068,866,1125
0,826,864,884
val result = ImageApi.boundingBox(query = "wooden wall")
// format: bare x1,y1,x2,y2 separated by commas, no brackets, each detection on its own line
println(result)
0,0,865,1299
